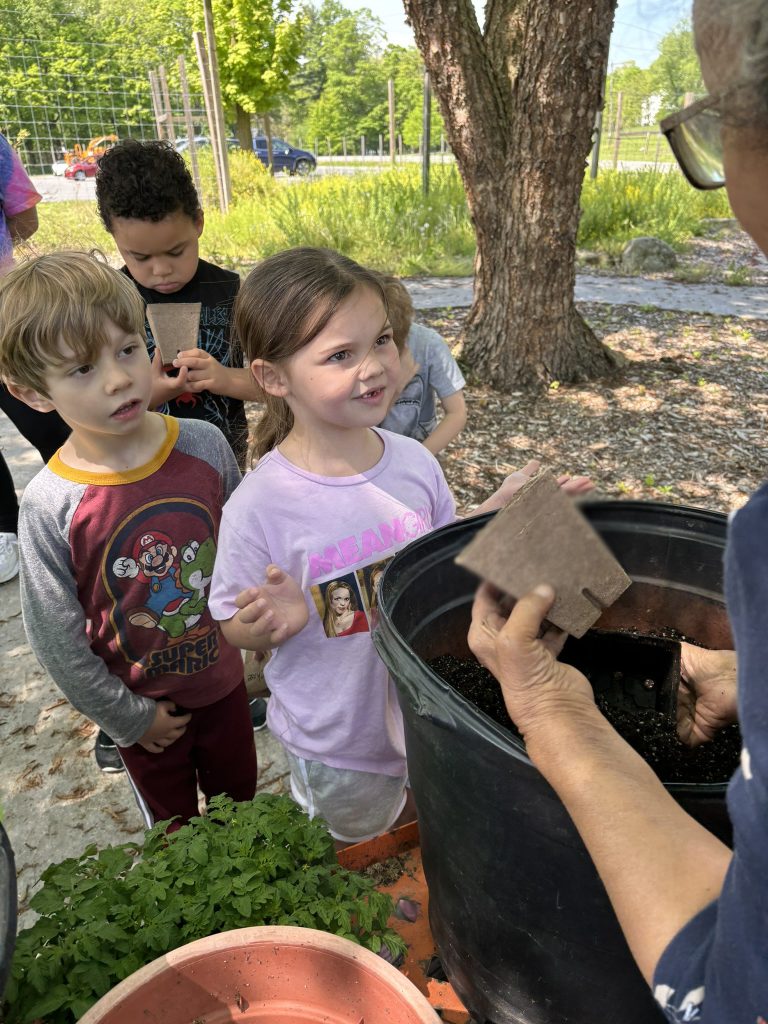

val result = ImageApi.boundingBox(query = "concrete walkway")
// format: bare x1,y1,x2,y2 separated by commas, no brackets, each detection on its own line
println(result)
406,273,768,319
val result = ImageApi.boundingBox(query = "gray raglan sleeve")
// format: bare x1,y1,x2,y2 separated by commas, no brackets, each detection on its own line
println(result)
175,419,242,501
17,473,157,747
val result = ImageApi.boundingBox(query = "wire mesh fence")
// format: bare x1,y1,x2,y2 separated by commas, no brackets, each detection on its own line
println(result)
0,22,210,175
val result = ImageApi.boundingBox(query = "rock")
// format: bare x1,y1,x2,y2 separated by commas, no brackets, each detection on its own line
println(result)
621,236,677,272
700,217,740,233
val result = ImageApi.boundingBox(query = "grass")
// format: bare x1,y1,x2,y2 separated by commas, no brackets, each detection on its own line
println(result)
578,170,733,252
32,164,734,277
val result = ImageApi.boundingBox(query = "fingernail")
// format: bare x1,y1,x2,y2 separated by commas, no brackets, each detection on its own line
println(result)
534,584,554,599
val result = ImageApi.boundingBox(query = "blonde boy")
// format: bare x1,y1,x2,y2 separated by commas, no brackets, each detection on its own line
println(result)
0,252,256,826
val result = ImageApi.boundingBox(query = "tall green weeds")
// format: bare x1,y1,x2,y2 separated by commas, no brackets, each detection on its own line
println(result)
30,167,734,275
578,170,733,252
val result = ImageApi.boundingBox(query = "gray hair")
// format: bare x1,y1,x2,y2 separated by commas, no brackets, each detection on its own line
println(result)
694,0,768,124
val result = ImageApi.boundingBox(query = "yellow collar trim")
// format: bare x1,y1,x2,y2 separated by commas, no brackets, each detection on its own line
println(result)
48,415,180,486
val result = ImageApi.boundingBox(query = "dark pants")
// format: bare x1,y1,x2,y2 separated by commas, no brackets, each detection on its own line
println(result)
118,682,258,828
0,384,70,533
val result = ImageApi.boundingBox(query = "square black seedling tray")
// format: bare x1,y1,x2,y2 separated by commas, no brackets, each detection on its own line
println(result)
559,629,680,718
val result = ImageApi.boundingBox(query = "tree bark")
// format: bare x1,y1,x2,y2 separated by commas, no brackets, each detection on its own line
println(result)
235,104,253,151
403,0,621,389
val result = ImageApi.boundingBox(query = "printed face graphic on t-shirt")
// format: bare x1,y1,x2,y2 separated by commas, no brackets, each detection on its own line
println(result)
310,560,392,639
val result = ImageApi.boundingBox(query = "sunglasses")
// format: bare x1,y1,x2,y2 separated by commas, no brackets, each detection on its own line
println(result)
660,93,725,190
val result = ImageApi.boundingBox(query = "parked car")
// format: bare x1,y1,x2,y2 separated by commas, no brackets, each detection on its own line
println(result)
64,158,99,180
51,160,68,176
174,135,237,153
174,134,315,175
252,137,316,175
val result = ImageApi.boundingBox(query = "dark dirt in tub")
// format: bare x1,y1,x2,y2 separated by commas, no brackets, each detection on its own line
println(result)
428,628,741,785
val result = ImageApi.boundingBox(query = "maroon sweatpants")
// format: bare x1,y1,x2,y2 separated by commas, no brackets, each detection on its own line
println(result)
118,682,257,827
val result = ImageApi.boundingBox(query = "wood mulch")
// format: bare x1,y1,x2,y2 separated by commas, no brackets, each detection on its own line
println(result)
243,224,767,520
419,302,766,517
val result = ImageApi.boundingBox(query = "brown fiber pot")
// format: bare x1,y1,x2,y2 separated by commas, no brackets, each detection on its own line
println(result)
78,925,441,1023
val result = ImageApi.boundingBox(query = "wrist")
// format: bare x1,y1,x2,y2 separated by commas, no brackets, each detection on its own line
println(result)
520,697,620,783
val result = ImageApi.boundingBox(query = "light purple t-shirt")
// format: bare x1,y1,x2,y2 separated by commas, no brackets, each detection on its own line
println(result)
209,428,456,775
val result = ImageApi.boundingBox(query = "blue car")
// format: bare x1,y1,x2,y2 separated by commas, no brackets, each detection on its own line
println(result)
252,137,316,175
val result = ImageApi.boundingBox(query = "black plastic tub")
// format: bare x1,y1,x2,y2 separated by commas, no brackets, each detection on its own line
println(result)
374,501,732,1024
0,823,16,1000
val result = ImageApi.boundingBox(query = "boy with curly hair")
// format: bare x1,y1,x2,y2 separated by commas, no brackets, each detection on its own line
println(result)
0,252,257,827
96,139,255,469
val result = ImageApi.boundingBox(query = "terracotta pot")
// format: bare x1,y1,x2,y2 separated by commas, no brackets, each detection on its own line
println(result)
78,925,440,1023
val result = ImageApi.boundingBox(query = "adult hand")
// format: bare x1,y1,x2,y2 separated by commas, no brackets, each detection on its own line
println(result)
473,460,594,514
173,348,229,395
137,700,191,753
150,348,190,406
677,643,738,747
468,582,595,738
234,564,309,648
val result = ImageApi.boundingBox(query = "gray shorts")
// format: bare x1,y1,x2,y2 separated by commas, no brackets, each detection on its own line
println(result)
284,750,408,844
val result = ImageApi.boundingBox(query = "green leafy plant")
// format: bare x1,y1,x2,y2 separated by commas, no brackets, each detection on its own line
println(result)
5,794,405,1023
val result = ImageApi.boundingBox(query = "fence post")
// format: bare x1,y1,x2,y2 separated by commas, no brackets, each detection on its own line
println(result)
360,135,366,158
590,107,602,179
612,90,623,170
202,0,232,211
422,71,431,195
193,32,226,211
148,71,166,141
388,77,396,165
158,65,174,142
177,55,201,197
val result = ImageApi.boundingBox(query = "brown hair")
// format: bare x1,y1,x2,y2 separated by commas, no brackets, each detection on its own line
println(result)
0,251,145,396
233,247,386,461
374,274,413,351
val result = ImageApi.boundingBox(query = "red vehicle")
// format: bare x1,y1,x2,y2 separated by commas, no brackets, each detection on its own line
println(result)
63,134,118,180
64,158,99,180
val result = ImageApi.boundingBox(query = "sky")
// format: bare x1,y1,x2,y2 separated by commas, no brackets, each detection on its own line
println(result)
344,0,690,70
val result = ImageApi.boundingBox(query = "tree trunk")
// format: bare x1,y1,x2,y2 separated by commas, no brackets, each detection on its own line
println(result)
235,103,253,151
403,0,622,389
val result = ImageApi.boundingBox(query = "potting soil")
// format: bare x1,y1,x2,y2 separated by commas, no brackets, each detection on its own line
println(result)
428,652,741,785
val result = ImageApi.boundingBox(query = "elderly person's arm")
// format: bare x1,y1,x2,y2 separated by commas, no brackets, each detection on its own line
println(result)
468,583,733,985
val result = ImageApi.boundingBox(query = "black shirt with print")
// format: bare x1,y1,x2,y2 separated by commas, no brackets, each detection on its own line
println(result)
123,259,247,468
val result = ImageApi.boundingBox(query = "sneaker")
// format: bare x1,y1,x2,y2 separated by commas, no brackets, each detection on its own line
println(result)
249,697,268,732
0,533,19,584
94,729,125,773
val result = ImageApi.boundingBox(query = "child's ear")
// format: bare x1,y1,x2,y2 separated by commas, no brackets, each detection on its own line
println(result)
251,359,289,397
6,382,56,414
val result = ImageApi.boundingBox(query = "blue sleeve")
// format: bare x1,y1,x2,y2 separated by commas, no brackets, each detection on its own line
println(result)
652,483,768,1023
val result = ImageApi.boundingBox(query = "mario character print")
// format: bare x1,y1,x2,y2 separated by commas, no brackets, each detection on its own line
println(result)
104,498,223,677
